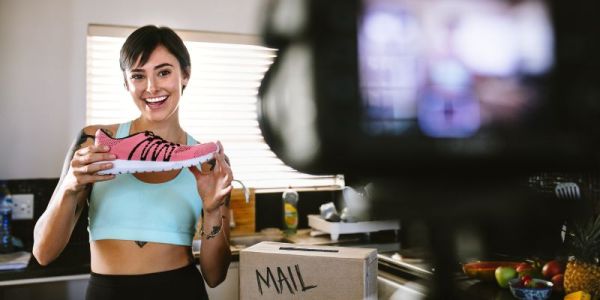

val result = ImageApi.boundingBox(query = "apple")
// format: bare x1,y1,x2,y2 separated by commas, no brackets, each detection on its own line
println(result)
517,261,544,279
495,266,518,288
551,273,564,292
516,262,532,274
542,260,565,279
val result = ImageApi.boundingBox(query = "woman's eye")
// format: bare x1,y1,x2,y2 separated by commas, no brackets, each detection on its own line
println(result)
130,74,144,80
158,70,171,77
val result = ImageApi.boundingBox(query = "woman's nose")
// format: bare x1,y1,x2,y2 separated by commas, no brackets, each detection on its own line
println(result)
145,77,158,93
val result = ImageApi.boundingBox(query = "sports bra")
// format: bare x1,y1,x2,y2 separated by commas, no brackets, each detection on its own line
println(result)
88,121,203,246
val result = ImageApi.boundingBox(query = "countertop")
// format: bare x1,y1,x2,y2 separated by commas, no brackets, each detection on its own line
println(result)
0,234,566,300
0,229,400,286
0,244,90,286
0,241,231,287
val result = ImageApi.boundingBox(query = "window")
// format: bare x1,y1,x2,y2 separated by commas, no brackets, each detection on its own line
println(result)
86,25,344,191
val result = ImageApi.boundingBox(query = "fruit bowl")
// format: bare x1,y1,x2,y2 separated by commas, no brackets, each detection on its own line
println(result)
462,261,522,282
508,278,553,300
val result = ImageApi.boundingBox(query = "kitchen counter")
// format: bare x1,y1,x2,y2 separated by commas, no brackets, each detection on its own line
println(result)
0,232,564,300
0,228,399,285
0,242,236,288
377,249,567,300
0,244,90,286
455,275,564,300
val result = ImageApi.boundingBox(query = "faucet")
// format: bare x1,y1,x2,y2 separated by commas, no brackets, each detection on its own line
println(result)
228,179,250,229
232,179,250,203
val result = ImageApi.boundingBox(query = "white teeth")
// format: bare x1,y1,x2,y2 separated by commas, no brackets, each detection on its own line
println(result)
145,96,167,103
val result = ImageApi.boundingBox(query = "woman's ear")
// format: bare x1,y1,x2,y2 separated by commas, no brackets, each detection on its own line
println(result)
183,67,191,86
122,73,130,91
182,67,191,92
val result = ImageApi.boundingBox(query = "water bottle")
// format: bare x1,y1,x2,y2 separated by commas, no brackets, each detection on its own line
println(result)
0,182,13,253
282,187,299,235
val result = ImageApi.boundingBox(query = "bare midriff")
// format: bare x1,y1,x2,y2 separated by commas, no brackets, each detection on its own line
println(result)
90,240,192,275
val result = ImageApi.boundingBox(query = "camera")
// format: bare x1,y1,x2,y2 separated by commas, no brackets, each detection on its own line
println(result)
258,0,600,177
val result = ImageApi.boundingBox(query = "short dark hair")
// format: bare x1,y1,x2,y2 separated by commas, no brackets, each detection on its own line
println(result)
120,25,191,80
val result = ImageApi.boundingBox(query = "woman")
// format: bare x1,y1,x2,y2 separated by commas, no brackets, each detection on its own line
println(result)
32,25,232,299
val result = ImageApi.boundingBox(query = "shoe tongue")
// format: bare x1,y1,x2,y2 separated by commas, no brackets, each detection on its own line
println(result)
145,131,168,143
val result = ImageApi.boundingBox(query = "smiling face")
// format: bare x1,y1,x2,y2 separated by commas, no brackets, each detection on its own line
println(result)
124,45,190,123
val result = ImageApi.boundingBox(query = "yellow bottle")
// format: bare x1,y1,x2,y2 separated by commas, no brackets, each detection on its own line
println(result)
282,187,299,234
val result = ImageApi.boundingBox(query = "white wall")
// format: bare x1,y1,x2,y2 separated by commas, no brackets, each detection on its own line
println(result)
0,0,269,179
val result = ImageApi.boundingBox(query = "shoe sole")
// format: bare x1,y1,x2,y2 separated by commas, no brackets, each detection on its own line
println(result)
95,152,216,175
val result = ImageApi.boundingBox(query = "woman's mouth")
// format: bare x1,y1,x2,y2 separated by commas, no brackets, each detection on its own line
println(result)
144,96,168,108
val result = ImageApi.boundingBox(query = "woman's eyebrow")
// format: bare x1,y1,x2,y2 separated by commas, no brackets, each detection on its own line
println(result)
130,63,173,73
154,63,173,69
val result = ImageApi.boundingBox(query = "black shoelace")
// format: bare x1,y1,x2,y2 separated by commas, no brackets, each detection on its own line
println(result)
127,131,181,161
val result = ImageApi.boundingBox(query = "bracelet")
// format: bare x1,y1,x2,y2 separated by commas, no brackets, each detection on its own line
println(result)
200,214,225,240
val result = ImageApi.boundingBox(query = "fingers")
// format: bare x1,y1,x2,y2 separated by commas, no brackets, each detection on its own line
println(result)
191,142,234,211
196,155,233,186
71,167,115,186
197,141,224,174
223,184,233,196
217,141,224,155
213,142,225,172
188,165,202,179
208,141,232,178
75,144,110,158
214,154,233,189
73,145,115,168
200,159,216,173
85,173,116,183
214,144,231,172
215,153,225,173
73,162,113,175
70,145,116,185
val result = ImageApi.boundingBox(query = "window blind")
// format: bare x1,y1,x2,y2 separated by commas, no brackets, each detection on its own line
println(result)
86,25,344,191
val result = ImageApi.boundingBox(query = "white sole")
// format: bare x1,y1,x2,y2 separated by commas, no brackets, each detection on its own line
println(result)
95,153,215,175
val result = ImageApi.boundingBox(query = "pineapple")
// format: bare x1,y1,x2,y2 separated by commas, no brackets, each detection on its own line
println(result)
564,215,600,298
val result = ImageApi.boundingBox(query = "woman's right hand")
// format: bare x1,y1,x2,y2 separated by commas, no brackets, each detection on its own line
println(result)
33,129,116,266
64,144,116,194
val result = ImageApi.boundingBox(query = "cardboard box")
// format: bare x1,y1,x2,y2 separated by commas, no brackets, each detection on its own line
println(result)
240,242,377,300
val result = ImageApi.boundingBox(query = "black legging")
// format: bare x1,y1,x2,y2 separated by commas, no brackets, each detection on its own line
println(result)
86,264,209,300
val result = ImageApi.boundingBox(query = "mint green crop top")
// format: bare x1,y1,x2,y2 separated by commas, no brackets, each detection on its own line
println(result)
88,122,202,246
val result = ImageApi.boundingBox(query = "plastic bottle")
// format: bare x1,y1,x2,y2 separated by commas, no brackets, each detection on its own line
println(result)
0,182,13,253
282,187,299,235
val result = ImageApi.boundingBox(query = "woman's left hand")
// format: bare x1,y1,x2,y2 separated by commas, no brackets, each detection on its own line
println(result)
189,141,233,213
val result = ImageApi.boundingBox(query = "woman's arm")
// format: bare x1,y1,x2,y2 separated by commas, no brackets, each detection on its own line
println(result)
189,144,233,287
33,127,115,265
198,204,231,287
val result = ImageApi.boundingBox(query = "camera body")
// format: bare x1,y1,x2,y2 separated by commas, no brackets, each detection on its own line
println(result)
258,0,600,177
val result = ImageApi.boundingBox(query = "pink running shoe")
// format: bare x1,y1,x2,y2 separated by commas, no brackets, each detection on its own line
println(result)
94,129,218,175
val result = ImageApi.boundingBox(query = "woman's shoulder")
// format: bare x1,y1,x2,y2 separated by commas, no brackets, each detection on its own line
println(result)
81,123,120,138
